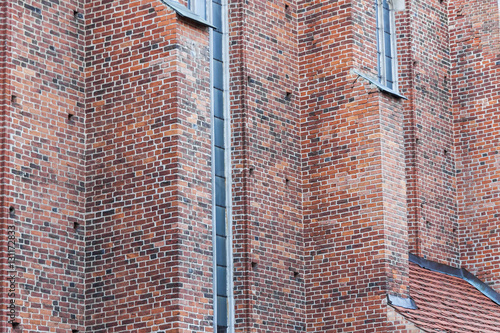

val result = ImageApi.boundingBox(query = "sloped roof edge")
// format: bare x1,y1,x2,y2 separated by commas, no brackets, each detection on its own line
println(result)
409,253,500,306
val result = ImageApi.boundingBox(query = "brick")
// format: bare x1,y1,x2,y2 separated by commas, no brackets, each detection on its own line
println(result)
1,0,500,332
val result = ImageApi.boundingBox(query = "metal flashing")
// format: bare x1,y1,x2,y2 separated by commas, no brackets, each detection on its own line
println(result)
387,294,418,310
409,253,500,306
462,270,500,306
409,253,463,279
352,69,408,100
159,0,215,28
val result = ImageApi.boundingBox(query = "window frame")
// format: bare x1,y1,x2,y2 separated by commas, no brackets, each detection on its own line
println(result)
376,0,399,92
209,0,234,332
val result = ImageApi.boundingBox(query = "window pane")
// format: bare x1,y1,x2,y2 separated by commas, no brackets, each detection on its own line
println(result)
384,32,392,56
215,146,225,178
216,205,226,236
214,60,224,90
385,56,393,84
214,31,223,62
217,266,227,296
377,50,383,82
195,0,206,19
213,2,223,31
383,0,391,33
217,296,228,327
214,117,224,148
214,88,224,119
215,176,226,207
216,235,227,267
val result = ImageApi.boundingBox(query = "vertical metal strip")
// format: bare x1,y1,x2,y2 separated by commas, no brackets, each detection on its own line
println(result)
221,0,235,330
389,0,398,91
376,0,384,84
209,0,232,331
208,0,218,330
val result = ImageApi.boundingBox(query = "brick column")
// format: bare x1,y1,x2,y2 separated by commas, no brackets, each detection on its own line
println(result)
451,0,500,290
84,2,213,331
300,0,409,331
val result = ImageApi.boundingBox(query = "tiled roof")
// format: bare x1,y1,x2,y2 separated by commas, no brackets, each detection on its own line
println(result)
393,262,500,332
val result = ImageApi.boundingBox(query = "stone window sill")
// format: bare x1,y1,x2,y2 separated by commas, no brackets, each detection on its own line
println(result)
353,69,408,100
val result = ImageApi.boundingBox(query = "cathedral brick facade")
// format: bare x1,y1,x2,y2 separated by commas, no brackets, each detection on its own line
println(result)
1,0,499,332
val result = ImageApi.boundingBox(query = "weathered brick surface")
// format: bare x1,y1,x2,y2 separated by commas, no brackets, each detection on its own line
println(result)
298,0,409,331
1,0,86,332
2,0,500,332
450,0,500,289
229,0,305,331
84,1,213,332
387,306,425,333
402,0,458,266
0,0,15,329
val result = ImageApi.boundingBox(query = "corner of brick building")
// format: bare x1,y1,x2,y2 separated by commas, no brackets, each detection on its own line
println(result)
397,0,500,294
402,0,459,267
84,0,213,332
300,0,410,331
3,0,500,332
229,0,305,331
0,0,226,331
449,0,500,290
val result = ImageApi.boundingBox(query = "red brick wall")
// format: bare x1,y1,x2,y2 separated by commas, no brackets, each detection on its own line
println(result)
84,1,213,332
1,0,86,332
402,0,458,267
450,0,500,289
0,0,11,326
3,0,500,332
229,0,305,331
299,0,409,331
0,0,13,329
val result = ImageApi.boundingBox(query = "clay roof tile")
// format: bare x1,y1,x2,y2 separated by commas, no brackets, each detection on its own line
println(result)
393,262,500,332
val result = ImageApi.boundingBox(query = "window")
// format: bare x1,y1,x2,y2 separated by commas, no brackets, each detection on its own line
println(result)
210,1,233,332
188,0,207,19
376,0,397,90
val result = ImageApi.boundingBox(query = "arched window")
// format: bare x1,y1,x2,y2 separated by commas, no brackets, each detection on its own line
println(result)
376,0,398,90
